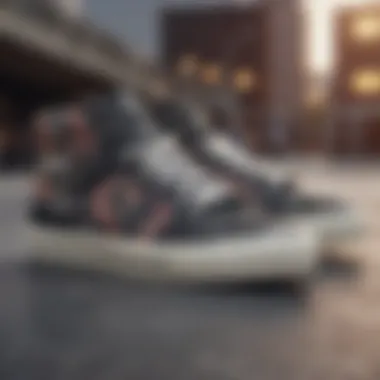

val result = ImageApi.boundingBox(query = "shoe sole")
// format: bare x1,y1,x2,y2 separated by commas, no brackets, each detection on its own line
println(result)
27,223,319,283
289,206,363,249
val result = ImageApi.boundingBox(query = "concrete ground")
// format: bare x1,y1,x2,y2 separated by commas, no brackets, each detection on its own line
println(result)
0,164,379,380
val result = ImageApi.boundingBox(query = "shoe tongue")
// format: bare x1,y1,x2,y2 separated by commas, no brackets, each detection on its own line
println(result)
86,92,158,146
148,100,206,141
206,133,290,186
122,136,235,212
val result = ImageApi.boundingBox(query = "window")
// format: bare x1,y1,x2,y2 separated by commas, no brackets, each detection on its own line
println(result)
176,55,199,77
200,63,222,85
232,69,258,93
350,69,380,96
351,14,380,43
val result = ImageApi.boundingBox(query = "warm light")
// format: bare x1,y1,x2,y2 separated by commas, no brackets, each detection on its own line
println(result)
176,55,198,77
200,63,222,85
308,0,377,73
350,69,380,96
351,14,380,42
232,69,258,93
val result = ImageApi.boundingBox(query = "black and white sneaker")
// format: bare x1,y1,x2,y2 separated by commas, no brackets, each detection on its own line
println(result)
144,95,362,247
28,92,319,283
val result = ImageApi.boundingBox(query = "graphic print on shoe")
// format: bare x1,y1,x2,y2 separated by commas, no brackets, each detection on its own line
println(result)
32,106,103,226
30,92,267,242
89,174,174,239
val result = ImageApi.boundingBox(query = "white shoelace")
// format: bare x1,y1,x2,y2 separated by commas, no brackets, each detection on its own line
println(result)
122,136,230,208
206,133,290,186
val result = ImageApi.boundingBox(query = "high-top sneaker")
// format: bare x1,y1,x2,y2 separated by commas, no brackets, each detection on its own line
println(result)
28,92,319,284
143,94,362,247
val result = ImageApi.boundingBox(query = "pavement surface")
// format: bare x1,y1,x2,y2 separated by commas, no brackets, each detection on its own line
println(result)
0,165,379,380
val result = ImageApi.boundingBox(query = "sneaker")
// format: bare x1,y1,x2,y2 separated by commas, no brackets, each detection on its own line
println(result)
28,92,319,283
143,94,362,246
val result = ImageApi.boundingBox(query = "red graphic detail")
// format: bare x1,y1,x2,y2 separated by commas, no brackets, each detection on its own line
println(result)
139,202,173,240
34,176,54,202
90,177,119,232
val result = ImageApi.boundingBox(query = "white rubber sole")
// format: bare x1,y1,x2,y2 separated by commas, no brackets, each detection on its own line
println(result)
27,223,320,283
289,207,363,249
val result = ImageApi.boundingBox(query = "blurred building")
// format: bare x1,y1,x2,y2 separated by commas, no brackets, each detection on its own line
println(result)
52,0,84,16
161,0,304,153
0,0,134,168
329,3,380,156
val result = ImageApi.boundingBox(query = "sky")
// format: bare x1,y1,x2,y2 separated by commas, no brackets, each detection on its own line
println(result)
86,0,378,74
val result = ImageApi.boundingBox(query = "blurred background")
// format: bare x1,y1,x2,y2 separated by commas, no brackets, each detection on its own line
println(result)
2,0,380,170
1,1,380,379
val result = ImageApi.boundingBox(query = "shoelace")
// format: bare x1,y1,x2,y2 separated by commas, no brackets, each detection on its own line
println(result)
122,136,230,208
207,133,290,186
